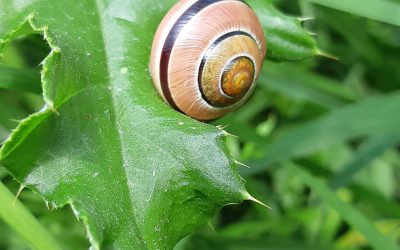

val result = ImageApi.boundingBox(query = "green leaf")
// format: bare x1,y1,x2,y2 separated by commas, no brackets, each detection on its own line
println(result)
259,61,358,109
0,182,62,250
181,233,325,250
242,91,400,176
290,163,400,250
307,0,400,27
0,92,29,130
0,17,35,53
247,0,321,61
329,134,400,189
0,1,249,249
0,66,41,94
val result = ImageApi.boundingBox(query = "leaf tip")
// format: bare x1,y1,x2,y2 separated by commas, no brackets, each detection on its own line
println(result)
207,222,218,235
13,185,25,206
307,30,317,36
243,192,271,209
298,17,315,22
317,49,340,61
222,130,239,139
234,160,250,169
216,124,229,130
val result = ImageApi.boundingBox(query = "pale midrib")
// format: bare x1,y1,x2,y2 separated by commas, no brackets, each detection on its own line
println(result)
92,0,147,248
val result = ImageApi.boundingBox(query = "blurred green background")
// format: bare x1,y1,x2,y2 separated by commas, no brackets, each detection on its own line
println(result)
1,0,399,249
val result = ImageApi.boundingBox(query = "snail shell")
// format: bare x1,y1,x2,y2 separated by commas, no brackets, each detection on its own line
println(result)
150,0,266,120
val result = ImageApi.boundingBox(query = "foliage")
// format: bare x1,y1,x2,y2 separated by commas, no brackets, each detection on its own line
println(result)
1,0,400,249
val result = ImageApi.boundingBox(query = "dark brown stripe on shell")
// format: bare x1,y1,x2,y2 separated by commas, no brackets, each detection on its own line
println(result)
159,0,244,112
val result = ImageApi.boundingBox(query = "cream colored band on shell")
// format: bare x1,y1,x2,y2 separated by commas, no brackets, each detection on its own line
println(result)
150,0,266,120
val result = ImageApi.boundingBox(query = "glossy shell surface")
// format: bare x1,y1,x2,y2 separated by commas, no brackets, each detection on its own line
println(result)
150,0,266,120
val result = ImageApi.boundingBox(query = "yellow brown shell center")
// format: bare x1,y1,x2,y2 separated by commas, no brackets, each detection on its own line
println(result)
200,55,255,108
221,57,255,98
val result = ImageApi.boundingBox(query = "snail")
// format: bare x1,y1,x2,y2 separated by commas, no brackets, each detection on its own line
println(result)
150,0,266,121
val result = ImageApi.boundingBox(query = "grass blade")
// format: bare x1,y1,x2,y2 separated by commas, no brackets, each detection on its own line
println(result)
307,0,400,26
330,134,400,189
260,62,360,108
291,163,400,250
0,182,62,250
242,91,400,176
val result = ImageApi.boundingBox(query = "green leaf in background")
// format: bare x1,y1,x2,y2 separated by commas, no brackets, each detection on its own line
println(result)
307,0,400,27
242,91,400,176
182,234,325,250
329,134,400,189
0,182,61,250
291,163,400,250
0,66,41,94
0,1,252,249
259,61,357,109
247,0,321,61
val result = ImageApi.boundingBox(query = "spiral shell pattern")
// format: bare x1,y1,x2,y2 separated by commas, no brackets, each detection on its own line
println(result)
150,0,266,120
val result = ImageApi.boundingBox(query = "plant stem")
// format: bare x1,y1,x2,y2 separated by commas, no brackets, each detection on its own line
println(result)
0,182,62,250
